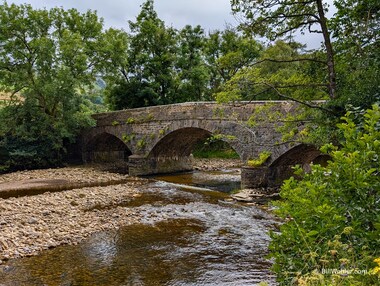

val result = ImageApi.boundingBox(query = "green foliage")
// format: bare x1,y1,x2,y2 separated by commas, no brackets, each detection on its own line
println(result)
204,28,262,98
192,136,239,159
0,3,108,172
208,134,237,142
126,117,135,124
247,151,271,167
158,128,166,136
269,104,380,285
136,138,146,150
175,25,211,102
122,133,135,143
331,0,379,55
231,0,337,99
216,41,328,103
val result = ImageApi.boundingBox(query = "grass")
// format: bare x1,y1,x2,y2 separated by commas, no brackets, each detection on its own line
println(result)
192,138,240,159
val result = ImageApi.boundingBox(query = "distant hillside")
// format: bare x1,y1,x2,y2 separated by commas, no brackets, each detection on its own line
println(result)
0,92,22,104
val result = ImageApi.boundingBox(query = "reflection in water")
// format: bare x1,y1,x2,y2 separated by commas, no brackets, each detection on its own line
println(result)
0,172,278,286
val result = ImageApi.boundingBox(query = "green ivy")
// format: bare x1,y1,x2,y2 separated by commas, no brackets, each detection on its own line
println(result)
136,138,146,149
125,117,135,124
247,151,271,167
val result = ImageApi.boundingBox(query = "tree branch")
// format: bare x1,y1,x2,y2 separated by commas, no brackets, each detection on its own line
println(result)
251,57,327,66
262,83,335,115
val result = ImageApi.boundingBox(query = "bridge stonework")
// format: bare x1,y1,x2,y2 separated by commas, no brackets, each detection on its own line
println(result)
82,102,324,188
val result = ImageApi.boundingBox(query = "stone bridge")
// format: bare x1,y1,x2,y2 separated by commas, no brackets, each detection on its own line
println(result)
82,101,326,188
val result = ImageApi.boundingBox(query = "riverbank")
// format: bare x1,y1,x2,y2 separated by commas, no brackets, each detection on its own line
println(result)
0,159,243,263
0,168,150,263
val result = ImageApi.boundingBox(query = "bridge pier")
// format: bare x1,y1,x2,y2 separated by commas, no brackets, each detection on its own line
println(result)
241,165,298,189
241,163,321,189
128,155,193,176
241,166,271,189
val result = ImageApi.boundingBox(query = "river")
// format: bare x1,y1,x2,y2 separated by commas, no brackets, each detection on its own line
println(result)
0,169,278,285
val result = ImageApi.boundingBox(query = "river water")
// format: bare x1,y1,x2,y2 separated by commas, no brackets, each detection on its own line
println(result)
0,170,278,286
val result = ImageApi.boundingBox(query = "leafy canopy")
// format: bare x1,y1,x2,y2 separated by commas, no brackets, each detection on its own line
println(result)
0,2,106,171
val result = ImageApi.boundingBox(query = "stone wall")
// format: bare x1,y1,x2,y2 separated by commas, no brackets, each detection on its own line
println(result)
82,101,322,186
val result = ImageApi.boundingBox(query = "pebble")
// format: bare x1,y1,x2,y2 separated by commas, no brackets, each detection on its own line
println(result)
0,159,239,261
0,167,146,261
28,218,38,224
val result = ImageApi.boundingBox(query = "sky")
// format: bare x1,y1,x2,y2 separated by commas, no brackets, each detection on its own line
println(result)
6,0,329,49
7,0,238,31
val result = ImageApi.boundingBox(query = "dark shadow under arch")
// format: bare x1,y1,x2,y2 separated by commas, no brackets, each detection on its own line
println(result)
149,127,212,158
84,132,132,163
268,144,331,186
269,144,322,168
149,127,241,160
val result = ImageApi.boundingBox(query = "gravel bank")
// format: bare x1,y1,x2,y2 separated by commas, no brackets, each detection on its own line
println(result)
0,167,133,199
0,166,130,184
193,158,242,171
0,160,243,263
0,169,149,263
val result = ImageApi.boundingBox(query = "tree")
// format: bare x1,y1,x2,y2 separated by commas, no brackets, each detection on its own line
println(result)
0,2,106,171
106,0,178,109
231,0,337,99
330,0,380,110
204,28,262,97
175,25,210,102
216,41,328,102
332,0,379,53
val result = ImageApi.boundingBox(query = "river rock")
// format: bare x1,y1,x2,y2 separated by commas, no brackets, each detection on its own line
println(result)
0,167,147,261
231,189,280,203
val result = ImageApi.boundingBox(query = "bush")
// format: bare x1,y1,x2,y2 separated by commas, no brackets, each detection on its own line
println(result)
269,104,380,285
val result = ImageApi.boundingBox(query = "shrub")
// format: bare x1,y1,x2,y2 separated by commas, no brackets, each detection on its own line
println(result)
269,104,380,285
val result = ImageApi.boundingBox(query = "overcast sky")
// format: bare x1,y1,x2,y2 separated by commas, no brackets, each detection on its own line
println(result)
7,0,237,31
6,0,329,49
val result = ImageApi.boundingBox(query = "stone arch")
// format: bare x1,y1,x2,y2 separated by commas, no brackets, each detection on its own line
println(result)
242,144,332,189
130,123,252,176
83,132,132,164
149,127,212,158
269,144,322,167
268,144,329,185
147,120,260,161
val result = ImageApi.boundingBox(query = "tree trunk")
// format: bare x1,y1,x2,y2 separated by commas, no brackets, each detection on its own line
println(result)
316,0,337,99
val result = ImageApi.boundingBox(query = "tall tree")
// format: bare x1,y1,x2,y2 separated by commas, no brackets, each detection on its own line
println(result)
330,0,380,109
129,0,177,105
204,28,262,97
0,2,106,170
231,0,337,99
106,0,178,109
175,25,210,102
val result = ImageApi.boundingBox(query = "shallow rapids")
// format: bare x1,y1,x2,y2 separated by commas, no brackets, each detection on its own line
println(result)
0,172,278,285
